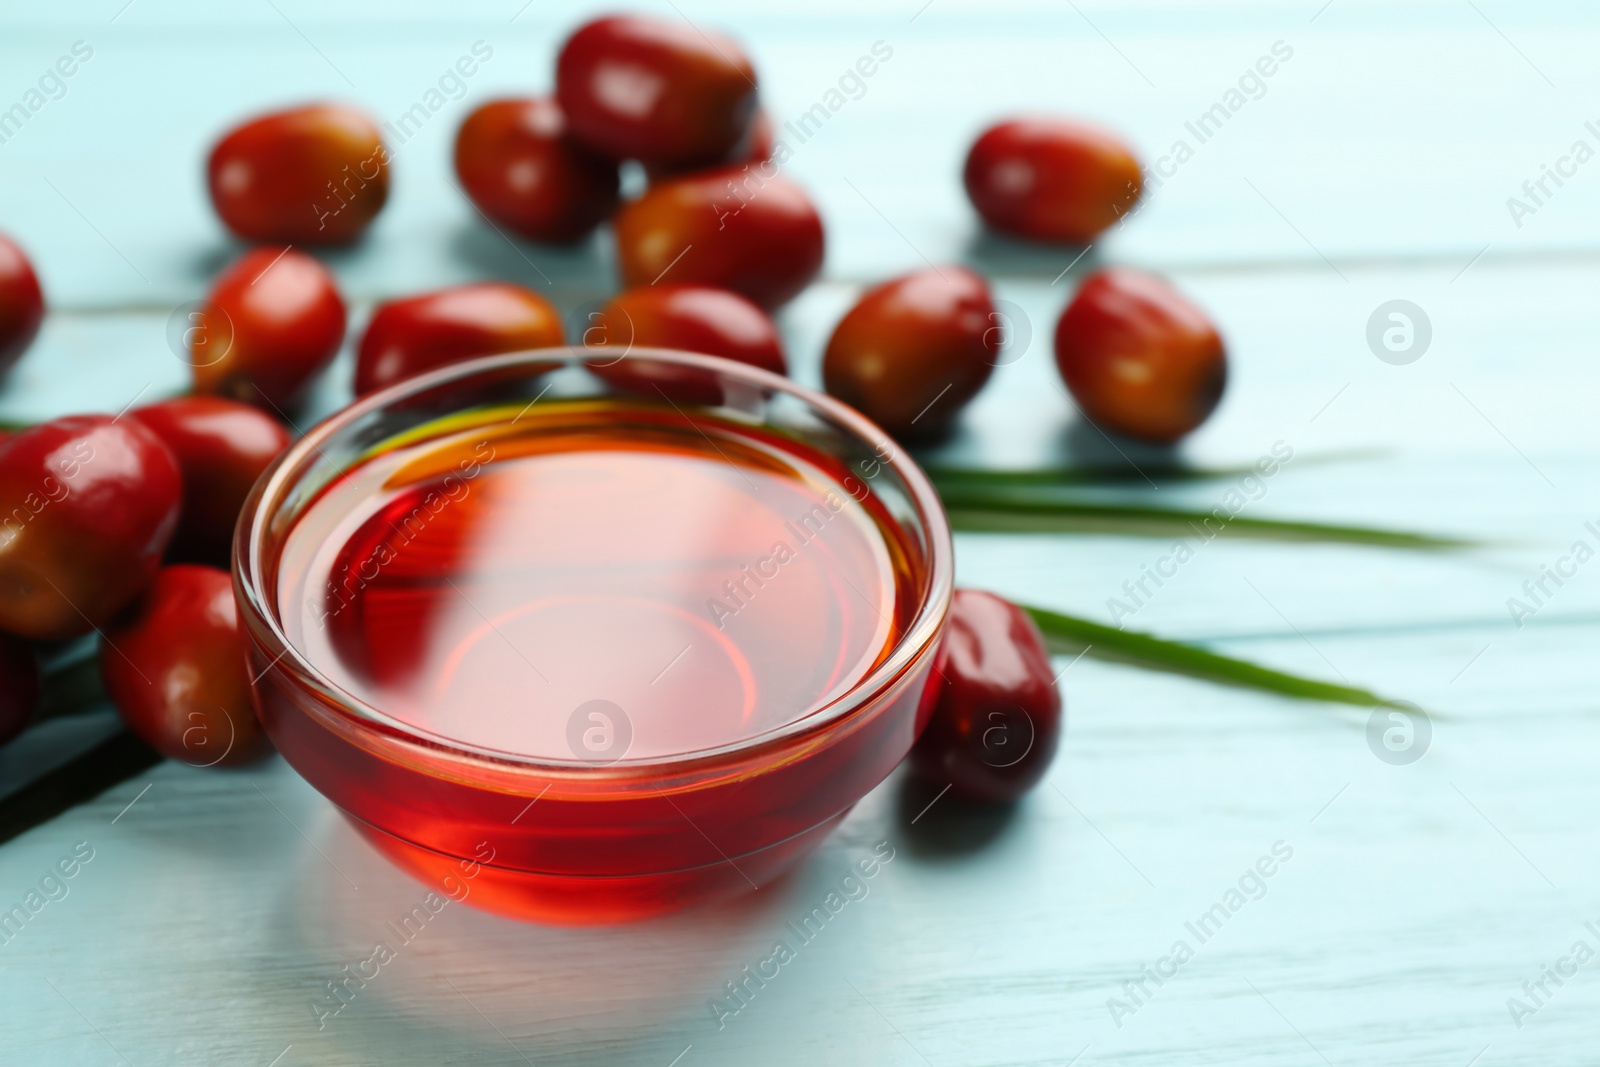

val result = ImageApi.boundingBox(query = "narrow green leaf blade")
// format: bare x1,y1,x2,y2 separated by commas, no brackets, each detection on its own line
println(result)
941,494,1468,548
927,465,1248,487
1021,603,1397,709
923,449,1388,488
36,652,107,724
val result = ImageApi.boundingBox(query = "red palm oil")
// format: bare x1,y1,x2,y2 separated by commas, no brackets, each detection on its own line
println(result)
277,402,918,759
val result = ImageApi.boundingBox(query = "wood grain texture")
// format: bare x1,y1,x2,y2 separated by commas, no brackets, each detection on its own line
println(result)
2,0,1598,1064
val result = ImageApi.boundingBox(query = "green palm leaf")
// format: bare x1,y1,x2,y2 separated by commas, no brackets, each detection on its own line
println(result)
923,449,1387,489
1022,603,1400,709
941,491,1467,548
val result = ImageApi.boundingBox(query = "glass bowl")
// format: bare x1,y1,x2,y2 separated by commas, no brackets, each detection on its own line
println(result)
233,348,953,923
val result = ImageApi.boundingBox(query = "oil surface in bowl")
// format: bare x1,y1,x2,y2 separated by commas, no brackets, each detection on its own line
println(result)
274,399,918,762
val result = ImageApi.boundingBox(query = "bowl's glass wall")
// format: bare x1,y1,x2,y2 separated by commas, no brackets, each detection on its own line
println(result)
234,349,952,922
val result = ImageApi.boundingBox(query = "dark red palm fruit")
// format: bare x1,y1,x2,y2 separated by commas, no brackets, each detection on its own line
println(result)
613,166,824,310
190,247,347,412
0,415,181,641
0,633,40,747
821,266,998,437
585,284,785,371
646,107,774,182
129,397,292,566
207,103,389,244
1054,268,1226,444
910,589,1061,804
585,283,786,405
0,234,44,377
354,282,565,397
100,564,272,766
964,118,1143,243
555,14,758,167
743,109,775,165
453,98,621,244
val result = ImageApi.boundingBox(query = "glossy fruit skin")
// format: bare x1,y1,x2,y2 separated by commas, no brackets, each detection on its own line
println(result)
0,234,44,377
191,247,347,411
207,103,389,244
614,166,824,309
586,284,787,405
822,266,998,437
354,283,565,396
647,108,773,182
586,284,785,372
910,589,1061,804
100,564,272,766
454,98,621,244
556,15,758,167
0,633,40,747
130,397,292,566
1054,268,1226,444
964,118,1143,243
0,415,181,641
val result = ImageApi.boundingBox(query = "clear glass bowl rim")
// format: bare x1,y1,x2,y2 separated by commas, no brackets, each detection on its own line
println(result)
233,346,955,776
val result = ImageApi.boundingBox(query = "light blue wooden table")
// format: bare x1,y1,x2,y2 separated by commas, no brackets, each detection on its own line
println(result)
3,1,1599,1063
